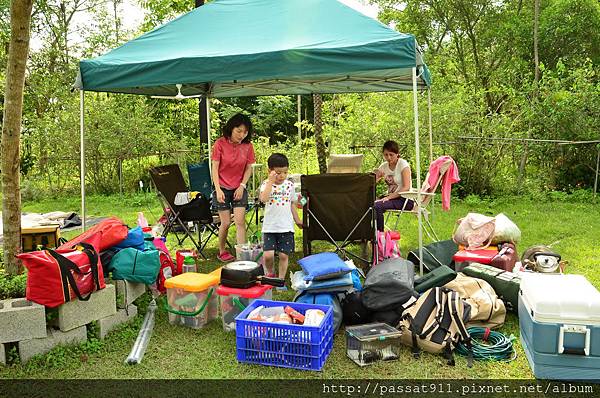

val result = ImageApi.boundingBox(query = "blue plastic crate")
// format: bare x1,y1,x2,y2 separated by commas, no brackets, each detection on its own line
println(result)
235,299,334,371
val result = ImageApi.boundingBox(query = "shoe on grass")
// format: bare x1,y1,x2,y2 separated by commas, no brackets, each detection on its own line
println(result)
217,251,235,262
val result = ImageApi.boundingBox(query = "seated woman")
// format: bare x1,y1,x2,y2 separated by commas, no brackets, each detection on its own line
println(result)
374,140,414,231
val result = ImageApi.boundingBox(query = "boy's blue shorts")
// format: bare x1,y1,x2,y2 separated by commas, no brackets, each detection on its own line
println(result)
263,232,295,254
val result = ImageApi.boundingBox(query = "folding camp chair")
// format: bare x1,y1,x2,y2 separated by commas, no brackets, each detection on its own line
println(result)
384,157,453,241
326,154,364,173
188,161,261,242
301,173,377,268
149,164,220,259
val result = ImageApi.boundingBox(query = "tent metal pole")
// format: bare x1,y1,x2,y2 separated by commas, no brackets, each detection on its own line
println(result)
79,90,86,231
412,67,423,276
428,89,433,165
206,96,212,176
297,95,302,142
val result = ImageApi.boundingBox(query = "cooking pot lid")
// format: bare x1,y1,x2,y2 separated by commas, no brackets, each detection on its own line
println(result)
225,261,259,271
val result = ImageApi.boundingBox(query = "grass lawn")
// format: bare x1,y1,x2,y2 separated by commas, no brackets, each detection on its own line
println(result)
1,193,599,379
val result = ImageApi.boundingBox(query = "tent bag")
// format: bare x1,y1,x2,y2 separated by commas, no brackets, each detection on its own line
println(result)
18,237,105,308
462,262,521,313
109,248,162,285
407,240,458,272
58,216,128,252
414,264,457,293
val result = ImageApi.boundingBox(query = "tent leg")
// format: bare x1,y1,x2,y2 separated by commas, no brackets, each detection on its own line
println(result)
427,89,435,220
206,96,212,176
80,90,86,231
412,67,423,276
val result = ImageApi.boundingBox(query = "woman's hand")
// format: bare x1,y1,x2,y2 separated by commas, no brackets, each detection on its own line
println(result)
234,185,245,201
215,188,225,203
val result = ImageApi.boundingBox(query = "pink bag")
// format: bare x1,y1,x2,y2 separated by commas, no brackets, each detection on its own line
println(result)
376,231,401,264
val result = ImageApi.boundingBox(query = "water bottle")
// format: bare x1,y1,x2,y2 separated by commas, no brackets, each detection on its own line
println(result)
182,255,197,273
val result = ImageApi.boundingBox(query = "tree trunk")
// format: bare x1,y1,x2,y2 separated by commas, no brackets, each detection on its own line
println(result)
2,0,34,275
313,94,327,174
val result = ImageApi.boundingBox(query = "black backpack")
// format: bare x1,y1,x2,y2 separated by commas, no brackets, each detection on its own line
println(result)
340,291,371,326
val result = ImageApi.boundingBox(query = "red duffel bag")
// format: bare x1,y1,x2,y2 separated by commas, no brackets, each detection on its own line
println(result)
18,233,106,308
58,216,128,252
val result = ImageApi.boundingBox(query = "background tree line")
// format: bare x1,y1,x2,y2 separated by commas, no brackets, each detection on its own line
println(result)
0,0,598,200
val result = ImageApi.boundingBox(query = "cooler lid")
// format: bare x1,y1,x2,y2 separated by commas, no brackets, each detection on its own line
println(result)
521,273,600,324
346,323,401,341
164,272,220,292
216,283,273,298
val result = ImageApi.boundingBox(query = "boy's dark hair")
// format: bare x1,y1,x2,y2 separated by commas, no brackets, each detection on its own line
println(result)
382,140,400,154
267,153,289,169
223,113,253,143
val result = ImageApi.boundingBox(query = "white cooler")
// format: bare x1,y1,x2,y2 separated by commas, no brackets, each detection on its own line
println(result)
519,273,600,381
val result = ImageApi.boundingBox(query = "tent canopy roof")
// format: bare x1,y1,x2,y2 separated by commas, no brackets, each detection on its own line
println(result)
76,0,431,97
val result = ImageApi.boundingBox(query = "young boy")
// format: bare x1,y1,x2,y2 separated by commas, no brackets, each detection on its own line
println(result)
259,153,302,291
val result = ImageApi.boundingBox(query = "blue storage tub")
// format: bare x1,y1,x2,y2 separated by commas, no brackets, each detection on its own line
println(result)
519,274,600,381
235,299,334,371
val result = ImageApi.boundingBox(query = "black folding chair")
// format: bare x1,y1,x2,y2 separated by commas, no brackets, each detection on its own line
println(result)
301,173,378,268
149,164,220,259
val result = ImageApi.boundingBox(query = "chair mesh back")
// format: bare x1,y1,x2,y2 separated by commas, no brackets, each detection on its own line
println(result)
149,164,187,209
188,162,212,200
301,173,375,242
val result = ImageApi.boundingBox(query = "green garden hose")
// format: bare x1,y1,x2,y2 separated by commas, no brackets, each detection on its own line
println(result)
456,327,517,362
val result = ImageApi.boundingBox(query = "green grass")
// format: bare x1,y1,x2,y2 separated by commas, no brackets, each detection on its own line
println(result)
1,193,599,379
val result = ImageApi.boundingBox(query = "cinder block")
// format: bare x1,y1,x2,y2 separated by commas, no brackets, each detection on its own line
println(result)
109,279,146,309
0,298,46,343
1,343,6,366
53,284,117,332
18,326,87,364
98,305,137,339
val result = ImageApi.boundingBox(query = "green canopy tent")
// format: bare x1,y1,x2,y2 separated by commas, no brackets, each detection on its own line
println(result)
75,0,433,274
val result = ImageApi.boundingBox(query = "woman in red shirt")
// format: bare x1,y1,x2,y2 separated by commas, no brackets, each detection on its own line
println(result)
211,113,255,262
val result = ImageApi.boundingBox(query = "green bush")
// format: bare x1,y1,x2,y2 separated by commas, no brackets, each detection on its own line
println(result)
0,268,27,299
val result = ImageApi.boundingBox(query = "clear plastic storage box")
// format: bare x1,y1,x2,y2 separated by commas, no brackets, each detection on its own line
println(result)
216,284,273,332
164,272,219,329
346,323,402,366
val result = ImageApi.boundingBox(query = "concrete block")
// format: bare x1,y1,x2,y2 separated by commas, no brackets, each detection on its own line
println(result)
98,305,137,339
109,279,146,309
18,326,87,364
0,298,46,343
1,343,6,366
53,284,116,332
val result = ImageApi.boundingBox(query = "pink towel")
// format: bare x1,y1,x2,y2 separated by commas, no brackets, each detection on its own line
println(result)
426,156,460,211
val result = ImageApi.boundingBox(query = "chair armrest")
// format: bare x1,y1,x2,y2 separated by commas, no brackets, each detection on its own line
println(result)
398,190,434,200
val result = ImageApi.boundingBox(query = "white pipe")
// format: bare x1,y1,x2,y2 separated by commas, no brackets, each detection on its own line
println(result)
428,89,433,165
80,90,86,231
412,67,423,276
206,96,212,176
297,95,302,142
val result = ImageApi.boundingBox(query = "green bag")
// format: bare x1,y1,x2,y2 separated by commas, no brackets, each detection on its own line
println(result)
414,264,457,293
109,248,161,285
408,240,458,272
462,262,521,313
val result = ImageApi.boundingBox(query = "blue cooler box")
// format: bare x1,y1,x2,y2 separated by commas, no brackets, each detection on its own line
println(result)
519,273,600,381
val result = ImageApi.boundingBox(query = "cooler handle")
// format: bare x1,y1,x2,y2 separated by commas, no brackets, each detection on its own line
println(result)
558,324,590,356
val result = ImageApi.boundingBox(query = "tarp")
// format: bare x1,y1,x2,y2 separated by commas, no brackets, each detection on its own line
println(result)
76,0,431,97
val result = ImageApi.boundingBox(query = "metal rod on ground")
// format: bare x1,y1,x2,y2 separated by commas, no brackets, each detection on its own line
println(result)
80,89,86,231
412,67,423,277
125,299,157,365
594,146,600,198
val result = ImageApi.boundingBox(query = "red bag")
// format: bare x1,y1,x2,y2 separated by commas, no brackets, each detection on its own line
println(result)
490,243,518,272
18,233,105,308
58,216,128,252
156,251,175,294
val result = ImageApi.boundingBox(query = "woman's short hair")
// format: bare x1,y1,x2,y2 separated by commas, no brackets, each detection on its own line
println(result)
223,113,253,143
382,140,400,154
